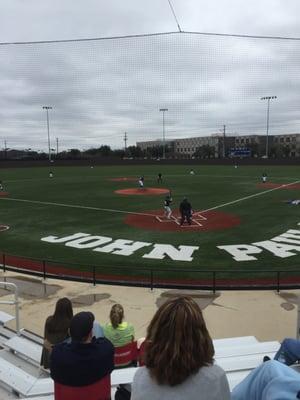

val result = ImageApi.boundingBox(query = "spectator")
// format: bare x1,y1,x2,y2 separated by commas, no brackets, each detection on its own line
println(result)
264,338,300,366
131,296,230,400
41,298,104,369
50,311,114,387
104,304,134,347
40,297,73,369
232,360,300,400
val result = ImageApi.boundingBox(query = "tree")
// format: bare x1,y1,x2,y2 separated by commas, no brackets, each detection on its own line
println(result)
113,149,125,158
126,146,144,158
68,149,81,158
98,145,112,157
280,145,291,158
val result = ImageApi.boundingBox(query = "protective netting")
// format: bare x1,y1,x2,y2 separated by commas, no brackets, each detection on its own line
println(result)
0,32,299,149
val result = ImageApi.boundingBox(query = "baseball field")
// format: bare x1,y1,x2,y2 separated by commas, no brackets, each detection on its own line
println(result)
0,164,300,286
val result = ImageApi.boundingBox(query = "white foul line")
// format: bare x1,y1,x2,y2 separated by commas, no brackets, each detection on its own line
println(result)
1,179,300,217
201,180,300,213
0,197,156,217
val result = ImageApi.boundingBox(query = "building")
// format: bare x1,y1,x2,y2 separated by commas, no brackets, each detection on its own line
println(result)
137,135,235,158
137,133,300,158
272,133,300,157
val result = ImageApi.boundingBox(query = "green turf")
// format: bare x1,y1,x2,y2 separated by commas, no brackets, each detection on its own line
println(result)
0,164,300,280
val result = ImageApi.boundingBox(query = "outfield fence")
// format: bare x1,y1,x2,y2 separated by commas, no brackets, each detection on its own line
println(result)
1,251,300,292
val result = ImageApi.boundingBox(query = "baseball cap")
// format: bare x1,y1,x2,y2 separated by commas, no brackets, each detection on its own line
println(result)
70,311,94,341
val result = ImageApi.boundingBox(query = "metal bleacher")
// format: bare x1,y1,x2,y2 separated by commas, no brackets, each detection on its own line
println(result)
0,317,281,398
0,281,283,399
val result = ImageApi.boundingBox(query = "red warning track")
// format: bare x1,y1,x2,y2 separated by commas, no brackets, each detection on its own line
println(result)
257,182,300,190
3,252,300,289
115,188,170,196
125,209,240,232
110,177,137,182
0,192,9,197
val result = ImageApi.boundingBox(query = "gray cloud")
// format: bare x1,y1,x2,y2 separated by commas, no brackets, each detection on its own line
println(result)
0,0,300,150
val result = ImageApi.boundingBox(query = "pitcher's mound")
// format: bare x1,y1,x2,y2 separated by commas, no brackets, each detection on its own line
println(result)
125,209,240,232
115,188,170,196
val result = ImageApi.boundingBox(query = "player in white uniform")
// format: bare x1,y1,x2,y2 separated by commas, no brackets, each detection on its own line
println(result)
164,194,172,219
262,172,267,183
138,176,144,188
287,199,300,205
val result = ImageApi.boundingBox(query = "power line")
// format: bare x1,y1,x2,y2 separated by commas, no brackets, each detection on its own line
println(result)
167,0,182,32
1,30,300,46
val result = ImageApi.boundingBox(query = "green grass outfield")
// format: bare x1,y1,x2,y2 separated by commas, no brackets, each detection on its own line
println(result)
0,164,300,282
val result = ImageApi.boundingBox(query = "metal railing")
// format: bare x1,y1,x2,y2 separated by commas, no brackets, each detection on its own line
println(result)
1,251,300,292
0,281,20,335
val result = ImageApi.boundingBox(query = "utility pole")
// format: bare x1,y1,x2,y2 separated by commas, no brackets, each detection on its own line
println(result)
56,138,59,156
4,140,7,159
42,106,53,162
124,132,127,152
261,96,277,158
159,108,168,159
222,125,226,158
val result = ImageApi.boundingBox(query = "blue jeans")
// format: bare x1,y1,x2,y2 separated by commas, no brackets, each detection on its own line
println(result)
232,360,300,400
274,338,300,366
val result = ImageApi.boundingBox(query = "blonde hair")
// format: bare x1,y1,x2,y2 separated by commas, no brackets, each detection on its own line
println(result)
145,296,214,386
110,304,124,329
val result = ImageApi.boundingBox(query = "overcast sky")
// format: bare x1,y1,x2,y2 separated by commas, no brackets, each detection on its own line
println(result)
1,0,300,151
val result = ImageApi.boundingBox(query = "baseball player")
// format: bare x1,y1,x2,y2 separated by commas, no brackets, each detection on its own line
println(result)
164,194,172,219
262,172,267,183
138,176,144,188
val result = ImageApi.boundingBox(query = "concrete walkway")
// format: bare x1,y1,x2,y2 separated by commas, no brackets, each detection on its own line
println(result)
0,271,298,342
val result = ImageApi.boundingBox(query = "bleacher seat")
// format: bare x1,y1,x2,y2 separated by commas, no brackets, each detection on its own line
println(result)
4,336,42,365
0,311,15,326
54,375,111,400
114,341,138,368
0,325,283,400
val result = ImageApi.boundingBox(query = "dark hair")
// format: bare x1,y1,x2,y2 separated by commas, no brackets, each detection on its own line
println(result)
144,296,214,386
110,304,124,329
46,297,73,334
70,311,94,341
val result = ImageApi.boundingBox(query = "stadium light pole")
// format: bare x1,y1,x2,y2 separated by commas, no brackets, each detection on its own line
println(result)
260,96,277,158
42,106,53,162
159,108,168,159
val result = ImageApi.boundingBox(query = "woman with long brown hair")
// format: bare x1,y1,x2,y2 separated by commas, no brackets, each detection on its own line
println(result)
131,296,230,400
40,297,73,369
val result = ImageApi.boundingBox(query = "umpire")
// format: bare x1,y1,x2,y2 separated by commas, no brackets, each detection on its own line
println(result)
179,197,192,226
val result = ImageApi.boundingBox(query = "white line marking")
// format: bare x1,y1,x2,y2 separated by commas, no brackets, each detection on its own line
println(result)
201,180,300,213
1,179,300,218
0,197,156,217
